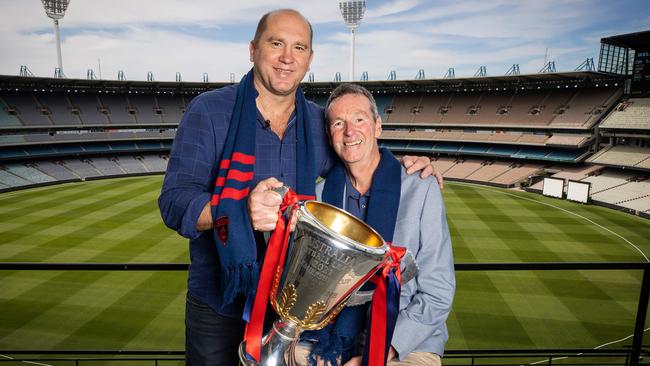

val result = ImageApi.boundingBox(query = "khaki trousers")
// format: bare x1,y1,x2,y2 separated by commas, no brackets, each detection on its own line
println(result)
294,344,441,366
387,352,441,366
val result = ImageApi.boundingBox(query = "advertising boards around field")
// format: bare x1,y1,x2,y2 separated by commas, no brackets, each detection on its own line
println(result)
542,177,564,199
567,180,591,204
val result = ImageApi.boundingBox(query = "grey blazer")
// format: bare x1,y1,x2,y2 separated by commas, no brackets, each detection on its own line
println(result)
316,167,456,360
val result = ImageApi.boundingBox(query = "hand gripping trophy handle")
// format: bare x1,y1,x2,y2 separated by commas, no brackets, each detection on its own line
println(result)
239,187,390,366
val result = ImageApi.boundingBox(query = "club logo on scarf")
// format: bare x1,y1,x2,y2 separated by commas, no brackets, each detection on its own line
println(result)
215,216,229,245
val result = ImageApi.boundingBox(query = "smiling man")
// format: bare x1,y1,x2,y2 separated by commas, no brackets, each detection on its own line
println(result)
159,9,439,366
299,83,456,366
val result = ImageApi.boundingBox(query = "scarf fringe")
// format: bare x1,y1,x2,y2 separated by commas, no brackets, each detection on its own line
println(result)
305,329,356,366
221,262,260,306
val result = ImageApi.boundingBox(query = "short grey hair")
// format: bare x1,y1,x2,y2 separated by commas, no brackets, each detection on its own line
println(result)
325,83,380,123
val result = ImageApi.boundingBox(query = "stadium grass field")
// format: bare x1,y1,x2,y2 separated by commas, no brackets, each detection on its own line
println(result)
1,175,650,363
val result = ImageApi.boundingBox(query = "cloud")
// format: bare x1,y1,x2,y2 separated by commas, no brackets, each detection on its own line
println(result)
1,0,648,81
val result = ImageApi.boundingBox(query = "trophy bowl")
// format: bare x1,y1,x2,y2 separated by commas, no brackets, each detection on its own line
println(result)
240,200,388,366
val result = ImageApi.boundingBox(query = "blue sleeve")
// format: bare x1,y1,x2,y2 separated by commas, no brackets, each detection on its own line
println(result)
158,97,222,239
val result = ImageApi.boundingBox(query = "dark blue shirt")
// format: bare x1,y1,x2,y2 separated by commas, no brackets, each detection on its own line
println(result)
344,174,370,221
158,84,335,317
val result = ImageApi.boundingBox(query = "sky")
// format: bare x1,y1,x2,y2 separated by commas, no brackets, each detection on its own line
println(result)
1,0,649,83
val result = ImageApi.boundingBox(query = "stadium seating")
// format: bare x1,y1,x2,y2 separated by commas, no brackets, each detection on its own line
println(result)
67,94,110,125
1,91,52,126
385,94,420,124
0,96,26,127
581,170,637,194
35,92,82,126
0,167,33,186
156,94,186,124
4,163,56,183
599,98,650,130
490,164,543,185
128,94,163,124
588,145,650,168
383,88,620,129
99,94,136,124
89,157,126,175
33,160,80,180
0,154,170,191
443,159,484,179
546,134,590,147
550,88,621,128
465,161,514,182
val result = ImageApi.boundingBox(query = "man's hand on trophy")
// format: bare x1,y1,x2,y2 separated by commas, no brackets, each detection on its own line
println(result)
248,177,285,232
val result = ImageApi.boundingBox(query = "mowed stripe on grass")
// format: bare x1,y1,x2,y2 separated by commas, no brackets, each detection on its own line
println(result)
444,183,647,350
0,176,187,350
1,178,649,352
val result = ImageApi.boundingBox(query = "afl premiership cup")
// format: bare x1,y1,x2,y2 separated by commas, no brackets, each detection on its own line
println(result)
239,200,388,366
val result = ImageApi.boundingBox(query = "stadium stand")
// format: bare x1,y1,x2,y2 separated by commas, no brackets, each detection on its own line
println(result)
0,167,33,186
128,94,163,124
156,94,186,124
61,159,103,178
587,145,650,168
114,156,149,174
1,70,644,219
33,160,80,180
599,98,650,129
4,163,56,183
89,157,126,176
385,94,420,124
491,163,543,185
67,93,110,125
550,88,622,128
442,159,484,179
99,94,136,124
382,87,621,129
0,96,23,127
1,91,52,126
581,170,637,194
35,92,82,126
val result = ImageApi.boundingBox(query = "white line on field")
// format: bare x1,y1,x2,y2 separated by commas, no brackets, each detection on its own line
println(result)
449,182,649,364
452,182,649,262
0,354,53,366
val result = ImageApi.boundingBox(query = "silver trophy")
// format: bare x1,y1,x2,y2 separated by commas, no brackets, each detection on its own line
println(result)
239,200,389,366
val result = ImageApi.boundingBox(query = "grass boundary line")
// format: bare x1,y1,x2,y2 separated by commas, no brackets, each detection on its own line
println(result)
451,181,649,263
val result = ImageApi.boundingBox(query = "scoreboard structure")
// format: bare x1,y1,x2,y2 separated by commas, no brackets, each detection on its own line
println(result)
600,30,650,97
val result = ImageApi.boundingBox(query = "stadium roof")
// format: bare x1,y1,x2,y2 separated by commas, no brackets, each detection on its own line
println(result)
601,30,650,50
0,71,624,94
303,71,624,94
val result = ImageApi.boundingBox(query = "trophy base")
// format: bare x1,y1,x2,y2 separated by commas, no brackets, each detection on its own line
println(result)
239,321,300,366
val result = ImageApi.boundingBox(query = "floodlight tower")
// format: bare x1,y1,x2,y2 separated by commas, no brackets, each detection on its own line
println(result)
339,1,366,81
41,0,70,77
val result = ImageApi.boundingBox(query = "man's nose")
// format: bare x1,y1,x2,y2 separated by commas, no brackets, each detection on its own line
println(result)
279,46,294,63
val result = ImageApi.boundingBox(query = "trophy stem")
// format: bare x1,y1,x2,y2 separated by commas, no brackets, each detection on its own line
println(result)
239,321,300,366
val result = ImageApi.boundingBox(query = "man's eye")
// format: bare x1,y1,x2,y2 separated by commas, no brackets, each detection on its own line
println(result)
271,41,282,47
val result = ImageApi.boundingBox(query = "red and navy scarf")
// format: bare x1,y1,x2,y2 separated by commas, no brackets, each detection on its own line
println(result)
306,148,403,366
212,68,316,307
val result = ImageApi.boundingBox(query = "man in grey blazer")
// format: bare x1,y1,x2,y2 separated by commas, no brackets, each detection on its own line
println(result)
248,83,455,365
306,83,456,366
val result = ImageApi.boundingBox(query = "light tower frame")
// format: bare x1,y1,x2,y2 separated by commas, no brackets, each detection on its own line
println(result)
41,0,70,77
339,1,366,81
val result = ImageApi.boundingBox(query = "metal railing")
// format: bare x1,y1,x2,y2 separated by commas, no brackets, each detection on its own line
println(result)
2,261,649,366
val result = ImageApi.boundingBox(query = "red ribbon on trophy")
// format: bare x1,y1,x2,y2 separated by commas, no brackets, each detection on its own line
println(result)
244,189,314,362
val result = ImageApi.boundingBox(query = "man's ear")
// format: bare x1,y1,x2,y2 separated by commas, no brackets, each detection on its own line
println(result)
249,41,256,63
375,115,382,138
